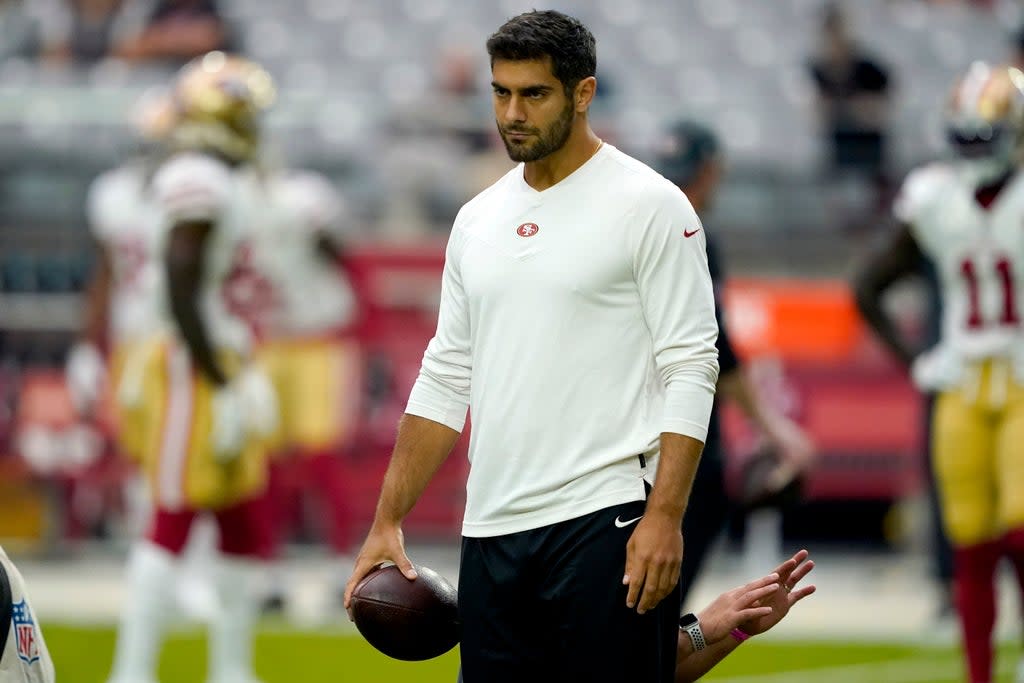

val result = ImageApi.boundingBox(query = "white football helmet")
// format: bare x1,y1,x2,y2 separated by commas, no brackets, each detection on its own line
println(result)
945,61,1024,185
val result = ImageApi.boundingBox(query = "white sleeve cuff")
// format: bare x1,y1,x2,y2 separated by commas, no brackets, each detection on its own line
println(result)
405,381,469,433
661,386,715,443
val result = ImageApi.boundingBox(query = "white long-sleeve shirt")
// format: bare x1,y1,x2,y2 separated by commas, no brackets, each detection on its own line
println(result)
406,144,719,537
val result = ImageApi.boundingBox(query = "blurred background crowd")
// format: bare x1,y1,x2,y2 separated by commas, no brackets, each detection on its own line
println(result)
0,0,1019,628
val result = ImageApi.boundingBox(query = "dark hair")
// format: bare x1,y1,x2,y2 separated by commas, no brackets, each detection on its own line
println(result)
486,10,597,97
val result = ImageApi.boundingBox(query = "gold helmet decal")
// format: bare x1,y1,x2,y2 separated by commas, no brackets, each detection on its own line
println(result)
169,51,276,163
946,62,1024,160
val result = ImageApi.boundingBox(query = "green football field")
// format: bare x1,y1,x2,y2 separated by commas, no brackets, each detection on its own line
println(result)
42,623,1022,683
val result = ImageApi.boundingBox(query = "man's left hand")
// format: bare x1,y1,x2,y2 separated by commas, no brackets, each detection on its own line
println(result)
623,511,683,614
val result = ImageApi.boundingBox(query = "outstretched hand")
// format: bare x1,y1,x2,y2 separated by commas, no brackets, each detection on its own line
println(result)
696,573,779,643
739,548,816,636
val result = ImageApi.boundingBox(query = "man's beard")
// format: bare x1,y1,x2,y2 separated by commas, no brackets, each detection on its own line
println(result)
498,102,574,163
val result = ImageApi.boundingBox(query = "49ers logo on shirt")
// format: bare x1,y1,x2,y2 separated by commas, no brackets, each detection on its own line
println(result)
516,222,539,237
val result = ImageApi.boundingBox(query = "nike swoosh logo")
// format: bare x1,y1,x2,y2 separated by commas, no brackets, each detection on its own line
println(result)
614,515,643,528
683,228,702,238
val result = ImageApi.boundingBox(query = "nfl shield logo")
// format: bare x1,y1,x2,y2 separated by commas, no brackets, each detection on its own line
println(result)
11,600,39,665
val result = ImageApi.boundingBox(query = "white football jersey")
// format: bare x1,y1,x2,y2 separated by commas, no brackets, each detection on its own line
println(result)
86,163,164,344
895,162,1024,361
0,547,55,683
152,153,283,353
250,170,358,339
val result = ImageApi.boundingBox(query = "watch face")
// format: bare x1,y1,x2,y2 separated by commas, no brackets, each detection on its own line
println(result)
678,613,698,629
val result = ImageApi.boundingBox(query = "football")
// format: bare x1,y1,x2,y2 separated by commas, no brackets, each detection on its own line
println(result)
350,564,460,661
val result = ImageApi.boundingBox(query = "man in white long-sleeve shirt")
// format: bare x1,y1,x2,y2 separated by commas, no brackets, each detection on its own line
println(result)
344,10,719,682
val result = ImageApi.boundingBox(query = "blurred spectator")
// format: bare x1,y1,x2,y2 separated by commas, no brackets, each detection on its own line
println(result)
0,0,41,61
430,45,489,152
112,0,235,66
41,0,233,66
435,45,478,98
808,3,892,182
43,0,130,64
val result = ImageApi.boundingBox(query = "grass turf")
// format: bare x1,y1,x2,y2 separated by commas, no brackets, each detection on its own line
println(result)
43,623,1018,683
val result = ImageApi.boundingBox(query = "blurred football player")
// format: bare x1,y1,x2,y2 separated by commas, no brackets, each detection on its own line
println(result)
65,89,175,461
248,169,362,610
654,120,814,610
852,62,1024,683
106,51,279,683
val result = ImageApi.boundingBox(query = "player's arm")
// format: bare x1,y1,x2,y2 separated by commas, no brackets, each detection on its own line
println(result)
67,170,121,414
66,239,112,413
716,322,814,470
342,413,461,592
165,219,229,385
718,369,814,469
345,227,472,609
851,223,924,366
156,154,235,385
709,239,813,468
633,433,704,609
81,239,112,346
628,191,720,615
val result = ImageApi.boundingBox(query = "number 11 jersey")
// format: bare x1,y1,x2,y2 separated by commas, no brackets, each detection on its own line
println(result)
895,162,1024,364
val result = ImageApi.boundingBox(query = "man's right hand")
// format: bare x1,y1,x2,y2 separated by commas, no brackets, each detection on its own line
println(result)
343,522,418,618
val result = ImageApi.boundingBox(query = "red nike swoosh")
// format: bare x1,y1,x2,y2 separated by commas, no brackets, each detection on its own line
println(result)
683,228,702,238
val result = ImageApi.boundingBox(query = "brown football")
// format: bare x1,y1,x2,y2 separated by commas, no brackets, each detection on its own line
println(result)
350,564,460,661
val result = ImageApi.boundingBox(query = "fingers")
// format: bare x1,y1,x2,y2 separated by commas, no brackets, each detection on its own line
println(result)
789,584,817,605
786,549,810,571
737,605,774,621
772,556,799,581
774,549,811,586
789,558,815,586
733,572,779,599
779,558,815,595
395,552,419,581
745,580,781,603
624,553,681,614
343,561,370,611
636,558,680,614
623,556,645,611
343,556,384,611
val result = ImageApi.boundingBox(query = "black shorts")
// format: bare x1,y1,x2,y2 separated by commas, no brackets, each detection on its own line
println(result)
458,500,680,683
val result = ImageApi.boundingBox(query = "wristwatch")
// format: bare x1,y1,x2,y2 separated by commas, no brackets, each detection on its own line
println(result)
679,612,707,651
